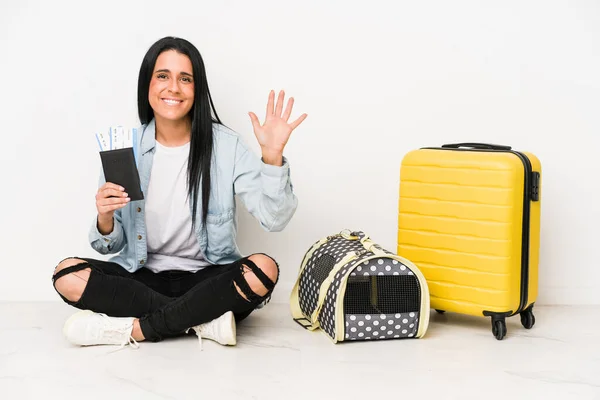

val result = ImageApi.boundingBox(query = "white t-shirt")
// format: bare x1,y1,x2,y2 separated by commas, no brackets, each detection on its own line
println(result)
144,140,210,273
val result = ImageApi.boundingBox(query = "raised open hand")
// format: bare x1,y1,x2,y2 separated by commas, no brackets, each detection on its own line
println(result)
248,90,307,165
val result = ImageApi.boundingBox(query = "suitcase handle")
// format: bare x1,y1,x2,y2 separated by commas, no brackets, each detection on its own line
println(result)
442,142,512,151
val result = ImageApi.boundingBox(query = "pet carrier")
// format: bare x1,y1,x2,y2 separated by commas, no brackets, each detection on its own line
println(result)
290,230,430,343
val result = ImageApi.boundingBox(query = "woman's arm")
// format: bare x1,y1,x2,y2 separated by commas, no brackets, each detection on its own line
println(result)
233,143,298,232
233,90,307,231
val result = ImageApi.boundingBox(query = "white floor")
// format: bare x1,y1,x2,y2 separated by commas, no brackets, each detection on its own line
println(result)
1,302,599,400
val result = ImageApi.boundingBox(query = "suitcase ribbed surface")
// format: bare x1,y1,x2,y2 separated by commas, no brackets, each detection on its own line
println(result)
397,149,526,315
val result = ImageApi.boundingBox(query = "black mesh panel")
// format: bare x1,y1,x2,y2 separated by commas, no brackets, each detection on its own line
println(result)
344,275,421,314
309,254,336,287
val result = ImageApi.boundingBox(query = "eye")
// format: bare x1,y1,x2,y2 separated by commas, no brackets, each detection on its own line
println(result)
156,73,168,79
181,76,193,83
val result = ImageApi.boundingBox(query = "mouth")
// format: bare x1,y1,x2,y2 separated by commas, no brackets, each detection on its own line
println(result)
161,98,183,106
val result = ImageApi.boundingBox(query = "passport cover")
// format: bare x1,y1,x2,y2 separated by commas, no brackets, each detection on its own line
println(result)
99,148,144,201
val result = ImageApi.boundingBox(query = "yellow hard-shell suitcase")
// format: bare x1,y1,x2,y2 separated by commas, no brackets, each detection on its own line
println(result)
397,143,541,340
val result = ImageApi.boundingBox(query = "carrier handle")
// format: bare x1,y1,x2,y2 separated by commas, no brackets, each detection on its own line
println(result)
359,236,382,253
441,142,511,151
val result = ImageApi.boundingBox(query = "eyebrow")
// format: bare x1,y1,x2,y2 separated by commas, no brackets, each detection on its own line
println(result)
155,69,193,77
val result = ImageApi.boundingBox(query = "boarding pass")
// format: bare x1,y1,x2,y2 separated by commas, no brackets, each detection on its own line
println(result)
95,126,138,152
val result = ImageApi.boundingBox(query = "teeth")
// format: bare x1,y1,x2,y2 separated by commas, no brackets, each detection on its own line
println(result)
163,99,181,105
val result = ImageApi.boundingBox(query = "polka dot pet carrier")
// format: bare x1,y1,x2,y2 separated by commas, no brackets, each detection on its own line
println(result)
290,230,430,343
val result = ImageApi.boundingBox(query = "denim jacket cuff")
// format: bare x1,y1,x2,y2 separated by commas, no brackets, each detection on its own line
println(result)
91,216,122,249
260,156,290,195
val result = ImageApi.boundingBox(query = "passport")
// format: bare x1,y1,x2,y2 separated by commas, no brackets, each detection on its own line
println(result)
99,147,144,201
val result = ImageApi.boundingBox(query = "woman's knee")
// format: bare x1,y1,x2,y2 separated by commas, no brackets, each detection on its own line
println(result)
52,258,91,303
248,254,279,285
238,254,279,298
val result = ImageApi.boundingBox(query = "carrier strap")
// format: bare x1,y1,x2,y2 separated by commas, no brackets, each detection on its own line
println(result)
309,250,363,326
290,235,331,331
289,230,370,332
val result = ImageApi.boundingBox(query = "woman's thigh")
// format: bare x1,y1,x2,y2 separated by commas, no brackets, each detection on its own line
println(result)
56,257,172,298
167,262,239,297
183,255,278,314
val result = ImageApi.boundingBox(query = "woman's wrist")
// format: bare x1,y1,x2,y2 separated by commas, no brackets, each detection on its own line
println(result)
261,149,283,166
97,214,115,235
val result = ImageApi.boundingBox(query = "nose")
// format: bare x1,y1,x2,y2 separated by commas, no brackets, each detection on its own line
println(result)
168,77,180,93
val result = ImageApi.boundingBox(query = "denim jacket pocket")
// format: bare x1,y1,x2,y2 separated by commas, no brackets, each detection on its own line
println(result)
205,210,237,257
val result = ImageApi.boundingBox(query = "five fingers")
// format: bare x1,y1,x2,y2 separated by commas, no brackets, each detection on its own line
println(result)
263,89,306,125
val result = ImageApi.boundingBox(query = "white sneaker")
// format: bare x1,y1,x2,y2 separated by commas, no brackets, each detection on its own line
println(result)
186,311,236,350
63,310,139,350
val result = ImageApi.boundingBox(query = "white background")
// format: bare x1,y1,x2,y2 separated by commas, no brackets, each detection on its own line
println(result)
0,0,598,305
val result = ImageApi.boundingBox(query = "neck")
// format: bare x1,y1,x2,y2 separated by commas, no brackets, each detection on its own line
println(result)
155,116,192,147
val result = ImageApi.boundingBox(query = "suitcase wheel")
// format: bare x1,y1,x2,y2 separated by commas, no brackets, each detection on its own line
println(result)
491,317,507,340
520,305,535,329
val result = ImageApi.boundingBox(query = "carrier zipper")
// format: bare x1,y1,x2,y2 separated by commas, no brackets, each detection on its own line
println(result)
421,146,534,316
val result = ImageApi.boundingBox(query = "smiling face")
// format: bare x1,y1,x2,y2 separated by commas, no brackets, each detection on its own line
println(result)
148,50,195,123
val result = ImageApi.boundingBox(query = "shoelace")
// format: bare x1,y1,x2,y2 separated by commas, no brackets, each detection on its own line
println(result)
186,325,207,351
107,336,140,354
96,314,140,353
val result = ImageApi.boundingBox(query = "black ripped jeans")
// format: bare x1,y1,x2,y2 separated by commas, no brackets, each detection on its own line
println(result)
51,255,278,342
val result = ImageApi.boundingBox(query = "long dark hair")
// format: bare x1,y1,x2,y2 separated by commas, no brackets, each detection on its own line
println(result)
137,36,222,230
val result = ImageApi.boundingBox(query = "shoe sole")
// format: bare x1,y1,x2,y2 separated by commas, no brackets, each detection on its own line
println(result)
62,309,95,345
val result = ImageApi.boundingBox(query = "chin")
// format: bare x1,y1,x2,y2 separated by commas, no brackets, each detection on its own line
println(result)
154,109,191,122
157,113,187,121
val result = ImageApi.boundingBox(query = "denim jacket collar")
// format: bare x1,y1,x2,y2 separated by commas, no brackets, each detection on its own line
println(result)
140,119,156,156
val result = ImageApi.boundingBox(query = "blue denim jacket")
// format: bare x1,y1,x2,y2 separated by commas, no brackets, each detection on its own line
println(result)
88,119,298,272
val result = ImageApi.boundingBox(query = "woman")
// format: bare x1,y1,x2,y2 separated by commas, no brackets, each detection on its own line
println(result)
51,36,306,350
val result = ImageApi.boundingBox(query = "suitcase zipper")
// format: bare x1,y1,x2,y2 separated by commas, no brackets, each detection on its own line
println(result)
421,146,536,316
510,150,533,315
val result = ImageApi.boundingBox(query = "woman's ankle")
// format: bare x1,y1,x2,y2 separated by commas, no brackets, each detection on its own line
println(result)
131,318,146,341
